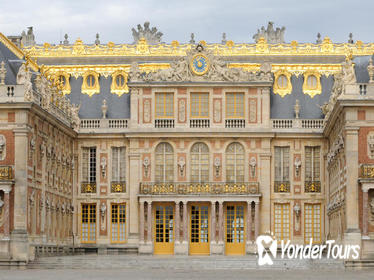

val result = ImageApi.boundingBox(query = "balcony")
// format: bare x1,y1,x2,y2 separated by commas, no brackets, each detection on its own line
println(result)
155,119,175,128
360,164,374,179
271,119,324,131
0,166,13,180
79,119,129,132
81,182,96,194
139,182,259,195
225,119,245,128
190,119,210,128
111,181,126,193
274,181,290,193
304,181,321,193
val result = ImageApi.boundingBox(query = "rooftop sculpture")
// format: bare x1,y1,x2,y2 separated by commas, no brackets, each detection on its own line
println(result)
131,22,163,44
252,22,285,44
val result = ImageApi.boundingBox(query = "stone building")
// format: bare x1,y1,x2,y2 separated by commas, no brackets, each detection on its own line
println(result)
0,22,373,263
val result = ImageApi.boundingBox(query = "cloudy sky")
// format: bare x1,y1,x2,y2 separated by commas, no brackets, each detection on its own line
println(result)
1,0,373,44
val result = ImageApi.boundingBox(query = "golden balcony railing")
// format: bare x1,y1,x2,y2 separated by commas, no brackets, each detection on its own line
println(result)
274,181,290,193
81,182,96,194
139,182,259,195
111,181,126,193
304,181,321,193
361,164,374,179
0,166,13,180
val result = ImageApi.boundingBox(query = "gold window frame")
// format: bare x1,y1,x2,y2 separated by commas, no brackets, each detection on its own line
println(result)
54,71,71,95
304,203,322,244
155,92,174,118
190,92,209,118
82,70,100,97
111,203,126,243
111,70,129,96
273,70,292,98
225,92,244,118
303,71,322,98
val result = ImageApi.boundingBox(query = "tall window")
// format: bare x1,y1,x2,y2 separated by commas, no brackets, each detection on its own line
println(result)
226,93,244,118
112,147,126,182
191,93,209,118
156,93,174,118
226,143,244,183
304,204,321,243
274,146,290,182
190,143,209,182
111,203,126,243
274,203,290,240
305,146,320,181
155,143,174,182
81,204,96,243
82,147,96,182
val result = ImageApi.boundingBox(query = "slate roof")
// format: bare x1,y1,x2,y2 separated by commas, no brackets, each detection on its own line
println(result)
0,41,24,85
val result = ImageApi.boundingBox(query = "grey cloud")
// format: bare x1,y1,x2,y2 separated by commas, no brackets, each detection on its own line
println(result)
0,0,373,44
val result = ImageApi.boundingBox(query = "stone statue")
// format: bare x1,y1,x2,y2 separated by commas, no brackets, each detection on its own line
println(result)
370,197,374,222
131,22,163,44
342,54,356,85
294,99,300,119
71,104,81,130
101,99,107,119
21,26,36,47
17,63,33,101
253,22,286,44
128,62,141,81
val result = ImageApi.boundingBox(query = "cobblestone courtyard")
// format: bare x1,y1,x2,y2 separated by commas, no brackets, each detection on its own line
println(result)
0,255,373,280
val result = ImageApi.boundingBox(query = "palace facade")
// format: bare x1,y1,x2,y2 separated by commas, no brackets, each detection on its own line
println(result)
0,22,373,263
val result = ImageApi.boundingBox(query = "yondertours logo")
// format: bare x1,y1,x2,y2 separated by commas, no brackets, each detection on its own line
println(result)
256,234,360,266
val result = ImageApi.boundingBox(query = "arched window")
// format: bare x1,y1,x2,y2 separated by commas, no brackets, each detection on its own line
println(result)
86,74,96,88
155,143,174,183
277,74,288,89
58,75,66,86
306,75,317,90
226,142,244,183
115,74,125,88
190,142,209,182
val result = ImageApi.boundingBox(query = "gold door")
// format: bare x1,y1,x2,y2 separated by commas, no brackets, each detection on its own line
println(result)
225,204,245,255
190,204,210,255
154,204,174,255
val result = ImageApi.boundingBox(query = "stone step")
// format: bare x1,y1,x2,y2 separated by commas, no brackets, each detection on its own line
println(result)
27,255,345,270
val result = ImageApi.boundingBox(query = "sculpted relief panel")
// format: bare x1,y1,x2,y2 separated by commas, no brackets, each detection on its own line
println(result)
143,98,151,123
129,45,273,84
213,98,222,123
178,98,186,123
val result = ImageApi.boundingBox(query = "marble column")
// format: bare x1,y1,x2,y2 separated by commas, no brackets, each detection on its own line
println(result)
139,201,145,242
247,201,252,242
255,201,260,239
175,201,180,243
183,201,188,242
147,201,152,243
211,201,216,243
3,188,11,238
218,202,223,243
